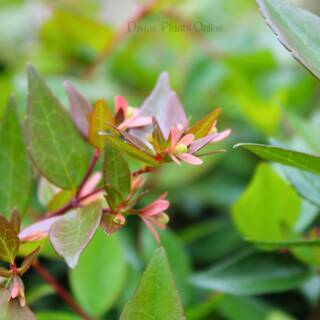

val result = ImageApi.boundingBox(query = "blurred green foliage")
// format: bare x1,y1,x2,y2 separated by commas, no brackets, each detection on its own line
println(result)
1,0,320,319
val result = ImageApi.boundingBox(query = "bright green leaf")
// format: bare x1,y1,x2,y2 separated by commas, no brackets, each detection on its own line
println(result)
190,249,311,295
0,215,19,263
26,65,89,189
235,143,320,175
49,202,102,268
232,163,301,242
0,97,32,217
140,226,192,304
257,0,320,79
36,312,81,320
70,229,126,317
120,247,185,320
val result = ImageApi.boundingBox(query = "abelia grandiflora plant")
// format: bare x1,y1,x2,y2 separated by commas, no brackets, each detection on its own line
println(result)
0,66,230,317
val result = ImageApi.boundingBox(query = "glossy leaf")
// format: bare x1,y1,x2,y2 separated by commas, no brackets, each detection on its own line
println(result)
187,108,221,139
26,65,89,189
70,229,126,317
191,249,311,295
257,0,320,79
0,97,32,217
0,215,20,263
235,143,320,176
120,247,185,320
103,146,131,207
49,202,102,268
232,163,301,242
88,99,113,149
64,81,92,138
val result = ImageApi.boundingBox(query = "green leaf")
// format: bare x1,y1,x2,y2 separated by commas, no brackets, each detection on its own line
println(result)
248,239,320,249
18,247,40,276
120,247,185,320
187,108,221,139
26,65,89,189
257,0,320,79
70,229,126,317
0,97,32,217
103,146,131,208
190,249,311,295
88,99,114,149
232,163,301,242
36,312,81,320
0,288,36,320
281,165,320,207
0,215,20,263
49,202,102,268
235,143,320,175
140,226,193,304
101,133,158,167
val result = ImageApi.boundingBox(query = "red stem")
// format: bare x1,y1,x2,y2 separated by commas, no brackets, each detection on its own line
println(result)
132,166,155,177
76,149,100,198
32,261,92,320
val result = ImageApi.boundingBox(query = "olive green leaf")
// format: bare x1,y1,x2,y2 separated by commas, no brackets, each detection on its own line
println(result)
26,65,89,189
0,215,20,263
0,97,32,217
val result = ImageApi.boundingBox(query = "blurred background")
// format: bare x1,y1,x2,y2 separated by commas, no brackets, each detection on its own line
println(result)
1,0,320,319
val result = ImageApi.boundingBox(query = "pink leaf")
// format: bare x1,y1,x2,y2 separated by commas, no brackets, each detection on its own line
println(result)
64,81,92,138
130,72,188,141
188,129,231,154
115,96,128,114
140,193,170,216
19,217,61,242
178,153,203,165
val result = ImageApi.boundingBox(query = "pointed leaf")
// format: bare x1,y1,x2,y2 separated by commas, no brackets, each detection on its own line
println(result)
49,202,102,268
70,229,126,317
10,209,20,235
120,247,185,320
26,65,89,189
257,0,320,79
191,249,311,295
64,81,92,138
0,215,19,263
130,72,188,140
88,99,114,150
232,163,301,242
103,146,131,207
187,108,221,139
0,97,32,217
235,143,320,176
18,247,40,276
101,132,158,167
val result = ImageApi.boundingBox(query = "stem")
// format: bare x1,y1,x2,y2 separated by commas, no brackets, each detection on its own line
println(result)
76,149,100,198
81,0,159,79
133,166,155,177
32,261,92,320
45,151,102,219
